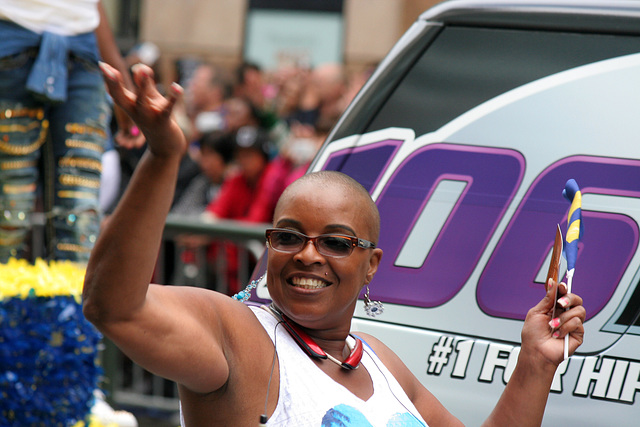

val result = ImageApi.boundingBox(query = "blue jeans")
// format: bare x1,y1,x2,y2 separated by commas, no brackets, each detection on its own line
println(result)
0,44,110,263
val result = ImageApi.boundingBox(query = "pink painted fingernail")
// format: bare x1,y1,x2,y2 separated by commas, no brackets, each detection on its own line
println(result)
553,331,560,339
549,318,560,329
131,126,140,136
170,82,183,95
558,297,569,308
131,63,146,76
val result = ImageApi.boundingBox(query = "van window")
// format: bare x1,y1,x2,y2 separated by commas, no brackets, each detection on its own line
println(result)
367,26,640,135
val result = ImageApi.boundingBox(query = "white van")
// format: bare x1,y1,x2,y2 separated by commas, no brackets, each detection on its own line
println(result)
253,1,640,424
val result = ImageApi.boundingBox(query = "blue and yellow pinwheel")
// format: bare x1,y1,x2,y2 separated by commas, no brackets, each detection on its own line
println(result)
561,178,583,359
562,179,584,275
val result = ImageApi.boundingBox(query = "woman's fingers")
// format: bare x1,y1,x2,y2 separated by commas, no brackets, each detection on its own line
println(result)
550,306,586,336
163,83,183,117
535,278,586,339
533,278,563,317
130,63,157,113
131,63,152,91
537,279,556,313
99,62,134,110
556,313,585,355
548,297,586,362
100,61,186,156
557,291,583,311
129,63,182,119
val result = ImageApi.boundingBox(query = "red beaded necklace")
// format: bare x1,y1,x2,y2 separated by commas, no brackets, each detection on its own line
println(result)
264,305,363,370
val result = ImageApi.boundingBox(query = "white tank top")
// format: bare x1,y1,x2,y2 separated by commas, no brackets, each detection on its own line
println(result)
251,306,429,427
0,0,99,35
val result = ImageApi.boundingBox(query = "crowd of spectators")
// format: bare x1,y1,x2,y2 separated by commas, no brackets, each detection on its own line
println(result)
102,52,375,294
170,59,365,224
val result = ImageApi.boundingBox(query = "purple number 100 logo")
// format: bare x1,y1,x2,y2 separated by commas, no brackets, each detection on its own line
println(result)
324,140,640,321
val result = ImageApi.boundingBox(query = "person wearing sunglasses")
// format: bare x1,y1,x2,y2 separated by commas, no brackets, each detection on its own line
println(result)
84,62,586,427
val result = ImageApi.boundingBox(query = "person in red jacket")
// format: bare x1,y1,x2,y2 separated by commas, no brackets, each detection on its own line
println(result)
204,126,289,223
203,126,290,293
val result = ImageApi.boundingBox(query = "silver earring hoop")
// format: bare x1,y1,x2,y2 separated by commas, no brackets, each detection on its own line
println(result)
363,285,384,317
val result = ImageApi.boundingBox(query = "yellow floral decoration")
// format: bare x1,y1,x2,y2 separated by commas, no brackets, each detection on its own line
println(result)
0,257,85,300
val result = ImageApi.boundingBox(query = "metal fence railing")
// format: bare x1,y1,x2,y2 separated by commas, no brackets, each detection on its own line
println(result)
101,215,269,414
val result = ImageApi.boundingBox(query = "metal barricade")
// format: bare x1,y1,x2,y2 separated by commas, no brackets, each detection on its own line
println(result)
101,215,268,414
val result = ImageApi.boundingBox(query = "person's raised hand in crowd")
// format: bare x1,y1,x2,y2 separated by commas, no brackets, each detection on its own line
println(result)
112,105,146,149
98,62,186,159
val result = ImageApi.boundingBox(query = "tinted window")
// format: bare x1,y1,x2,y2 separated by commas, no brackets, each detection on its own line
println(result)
366,26,640,135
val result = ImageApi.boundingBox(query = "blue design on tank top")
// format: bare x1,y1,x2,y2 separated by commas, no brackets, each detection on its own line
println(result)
321,404,424,426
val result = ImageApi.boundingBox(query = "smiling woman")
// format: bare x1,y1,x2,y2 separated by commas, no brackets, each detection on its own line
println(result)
82,62,586,427
263,172,383,333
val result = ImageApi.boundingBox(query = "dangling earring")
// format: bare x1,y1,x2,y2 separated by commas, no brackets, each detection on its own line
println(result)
363,285,384,317
232,274,264,302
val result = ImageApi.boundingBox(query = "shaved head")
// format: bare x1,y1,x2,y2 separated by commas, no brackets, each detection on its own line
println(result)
275,171,380,242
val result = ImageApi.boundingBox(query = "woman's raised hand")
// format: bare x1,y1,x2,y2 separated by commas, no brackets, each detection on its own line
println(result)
521,279,586,367
99,62,187,158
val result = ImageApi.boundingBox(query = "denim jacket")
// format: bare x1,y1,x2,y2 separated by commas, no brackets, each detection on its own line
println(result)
0,19,99,103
